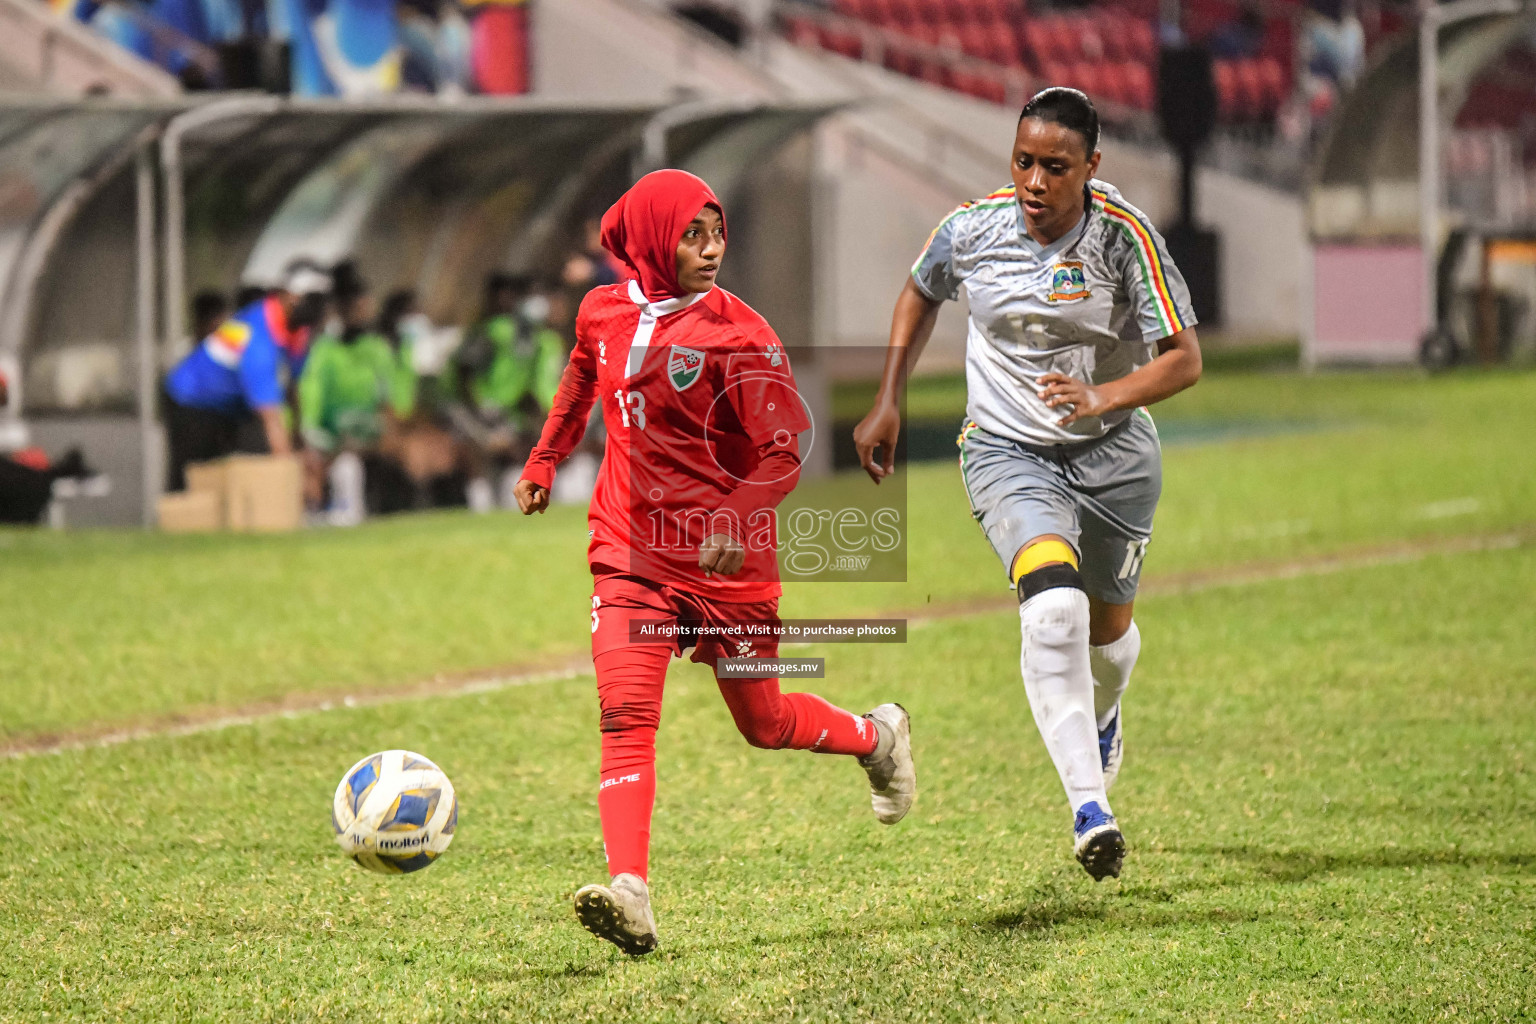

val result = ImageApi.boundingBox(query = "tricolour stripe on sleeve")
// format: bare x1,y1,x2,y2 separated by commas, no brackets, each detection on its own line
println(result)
910,186,1018,276
1092,189,1186,337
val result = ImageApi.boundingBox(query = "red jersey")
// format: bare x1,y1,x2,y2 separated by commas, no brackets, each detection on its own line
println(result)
523,280,811,602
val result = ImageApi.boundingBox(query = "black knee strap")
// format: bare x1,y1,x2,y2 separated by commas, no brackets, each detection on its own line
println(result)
1017,562,1085,603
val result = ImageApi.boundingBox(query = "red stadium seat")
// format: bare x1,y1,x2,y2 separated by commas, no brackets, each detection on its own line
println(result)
1040,59,1071,90
1254,55,1288,113
996,0,1027,23
958,23,990,59
913,0,947,26
1095,12,1122,61
886,0,919,26
1022,21,1053,67
864,0,896,24
1097,61,1129,106
989,22,1025,66
1213,60,1242,120
824,26,865,59
1124,18,1155,62
1071,16,1105,61
974,0,1006,24
1041,17,1077,60
783,15,820,48
917,58,952,87
940,0,973,24
976,72,1008,103
1234,59,1265,119
1071,60,1105,100
1122,60,1153,109
954,68,1006,103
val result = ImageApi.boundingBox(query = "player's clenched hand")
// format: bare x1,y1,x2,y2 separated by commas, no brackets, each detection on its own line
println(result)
853,399,901,484
698,532,745,576
1037,373,1111,426
513,478,550,515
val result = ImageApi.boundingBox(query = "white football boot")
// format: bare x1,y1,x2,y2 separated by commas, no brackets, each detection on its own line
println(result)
574,872,658,955
858,703,916,824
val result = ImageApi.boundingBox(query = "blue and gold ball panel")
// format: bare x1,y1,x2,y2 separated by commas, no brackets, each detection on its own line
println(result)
378,788,442,832
347,754,384,816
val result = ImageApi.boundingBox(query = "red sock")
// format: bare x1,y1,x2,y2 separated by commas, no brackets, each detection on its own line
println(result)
598,748,656,881
717,678,880,757
594,647,670,881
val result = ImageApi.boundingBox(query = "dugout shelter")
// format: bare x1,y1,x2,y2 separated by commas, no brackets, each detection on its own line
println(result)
0,95,836,526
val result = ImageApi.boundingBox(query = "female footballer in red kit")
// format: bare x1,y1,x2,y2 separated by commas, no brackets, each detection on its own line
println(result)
514,170,916,956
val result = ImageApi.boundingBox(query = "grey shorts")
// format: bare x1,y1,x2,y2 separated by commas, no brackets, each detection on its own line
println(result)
957,411,1162,604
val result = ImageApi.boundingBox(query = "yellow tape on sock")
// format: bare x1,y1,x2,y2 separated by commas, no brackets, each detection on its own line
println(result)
1010,539,1079,585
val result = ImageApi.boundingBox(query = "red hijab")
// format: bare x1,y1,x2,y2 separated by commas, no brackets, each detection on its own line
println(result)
599,169,725,302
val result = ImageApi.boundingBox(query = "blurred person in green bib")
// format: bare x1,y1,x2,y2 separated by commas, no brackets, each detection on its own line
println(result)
447,272,567,510
298,261,415,522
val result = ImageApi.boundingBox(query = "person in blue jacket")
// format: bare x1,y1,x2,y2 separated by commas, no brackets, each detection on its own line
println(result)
163,261,332,491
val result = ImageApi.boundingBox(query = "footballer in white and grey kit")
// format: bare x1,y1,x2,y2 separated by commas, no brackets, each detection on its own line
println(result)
855,87,1203,882
911,175,1196,605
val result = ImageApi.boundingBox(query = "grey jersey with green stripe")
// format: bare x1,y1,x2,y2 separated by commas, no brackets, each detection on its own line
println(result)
911,179,1196,447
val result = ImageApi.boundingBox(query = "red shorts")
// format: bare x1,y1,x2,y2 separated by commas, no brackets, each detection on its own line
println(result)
590,570,781,669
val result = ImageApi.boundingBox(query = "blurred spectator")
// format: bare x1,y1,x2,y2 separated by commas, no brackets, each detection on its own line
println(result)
373,289,482,509
1307,0,1365,89
561,216,626,295
447,272,565,509
377,288,426,417
297,260,415,521
0,445,100,525
464,0,529,94
162,260,330,491
397,0,474,93
192,289,230,341
1210,1,1266,61
235,283,269,309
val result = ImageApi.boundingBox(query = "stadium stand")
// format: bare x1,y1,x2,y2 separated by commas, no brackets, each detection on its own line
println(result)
777,0,1403,125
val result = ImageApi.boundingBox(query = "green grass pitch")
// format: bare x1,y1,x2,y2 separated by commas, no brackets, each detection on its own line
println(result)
1,369,1533,1021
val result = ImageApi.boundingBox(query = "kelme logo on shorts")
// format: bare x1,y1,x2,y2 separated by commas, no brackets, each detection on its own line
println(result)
668,345,704,392
1048,261,1091,303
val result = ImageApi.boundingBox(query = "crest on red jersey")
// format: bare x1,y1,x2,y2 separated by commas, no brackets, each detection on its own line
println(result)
668,345,705,392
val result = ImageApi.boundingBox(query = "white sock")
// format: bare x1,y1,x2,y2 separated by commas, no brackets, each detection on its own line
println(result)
1019,586,1109,815
1090,621,1141,731
326,452,366,527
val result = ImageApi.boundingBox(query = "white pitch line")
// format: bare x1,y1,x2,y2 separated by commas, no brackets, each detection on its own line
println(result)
1414,497,1483,520
6,530,1530,760
5,660,593,761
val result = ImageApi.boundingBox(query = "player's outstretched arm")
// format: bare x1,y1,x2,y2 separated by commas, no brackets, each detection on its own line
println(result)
855,277,942,484
517,316,601,514
1038,326,1202,426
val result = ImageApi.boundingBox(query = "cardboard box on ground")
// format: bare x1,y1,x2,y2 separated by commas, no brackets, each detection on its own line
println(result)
158,455,303,533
